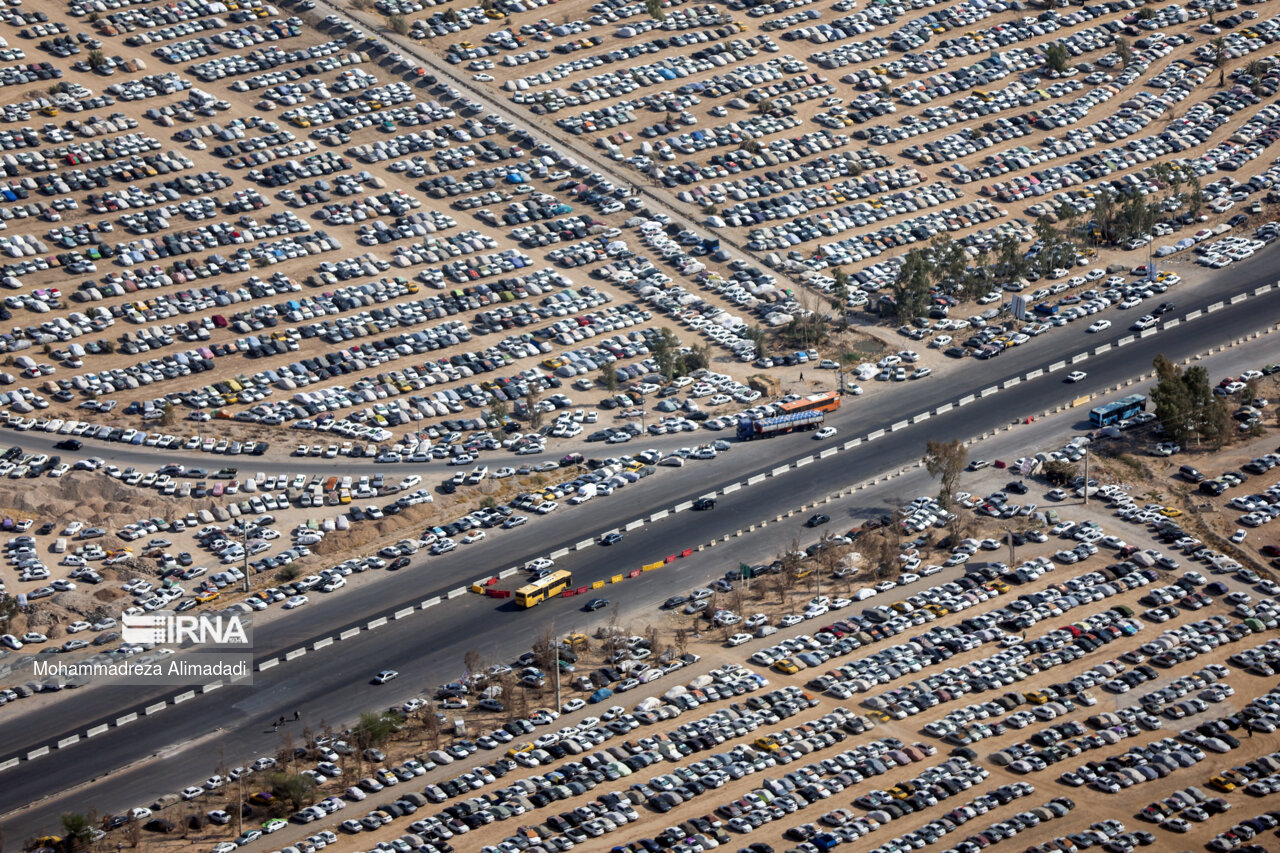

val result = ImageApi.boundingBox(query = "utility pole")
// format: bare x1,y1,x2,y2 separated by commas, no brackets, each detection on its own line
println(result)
236,773,244,837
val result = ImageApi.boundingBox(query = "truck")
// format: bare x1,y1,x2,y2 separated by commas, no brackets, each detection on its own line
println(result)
737,409,826,440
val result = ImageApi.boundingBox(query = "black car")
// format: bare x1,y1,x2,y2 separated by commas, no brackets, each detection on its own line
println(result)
599,532,624,546
662,596,688,610
388,556,410,570
584,598,609,612
1005,481,1028,494
692,497,717,511
805,514,830,528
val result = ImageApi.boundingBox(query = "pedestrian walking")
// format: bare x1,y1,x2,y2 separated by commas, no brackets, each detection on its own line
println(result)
278,715,285,727
272,723,278,733
294,711,301,721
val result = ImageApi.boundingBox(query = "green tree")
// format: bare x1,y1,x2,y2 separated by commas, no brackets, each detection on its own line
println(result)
744,325,768,359
831,267,851,329
387,14,408,34
599,365,618,392
1115,36,1132,69
1245,59,1268,95
87,50,106,69
266,772,316,813
650,327,681,380
1044,43,1070,74
351,710,399,751
644,0,666,20
1150,356,1222,446
61,812,94,851
923,438,968,512
1186,176,1205,219
890,248,932,322
1150,354,1194,444
525,384,544,430
1211,36,1228,87
1202,397,1233,450
160,401,176,426
995,232,1027,281
1041,459,1077,486
0,593,18,632
681,342,711,374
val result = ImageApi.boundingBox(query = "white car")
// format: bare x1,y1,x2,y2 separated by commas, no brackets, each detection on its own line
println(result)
814,427,838,440
1087,320,1111,333
283,595,309,609
726,633,752,646
461,531,487,545
1065,371,1087,383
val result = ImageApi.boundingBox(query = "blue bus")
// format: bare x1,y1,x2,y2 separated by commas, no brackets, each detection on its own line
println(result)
1089,394,1146,427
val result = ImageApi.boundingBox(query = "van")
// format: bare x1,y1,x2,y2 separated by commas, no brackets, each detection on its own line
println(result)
52,537,66,553
1179,465,1204,482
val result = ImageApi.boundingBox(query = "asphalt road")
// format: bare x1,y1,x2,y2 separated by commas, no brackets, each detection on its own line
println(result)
1,255,1279,837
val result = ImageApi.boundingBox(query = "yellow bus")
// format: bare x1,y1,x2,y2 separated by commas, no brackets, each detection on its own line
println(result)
515,570,573,609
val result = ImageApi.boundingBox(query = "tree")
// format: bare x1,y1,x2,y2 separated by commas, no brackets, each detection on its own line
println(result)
266,772,315,813
756,98,775,115
681,343,711,374
0,593,18,632
923,438,968,512
351,710,398,752
831,267,851,330
1245,59,1268,95
1115,36,1132,69
644,0,666,20
525,384,544,430
1201,396,1233,450
599,364,618,392
1151,356,1222,446
995,232,1027,281
531,629,557,676
160,401,175,426
1041,459,1077,486
890,248,932,323
61,812,94,852
1044,43,1070,74
650,327,681,380
420,703,441,749
1211,36,1228,87
464,648,486,682
87,50,106,70
1150,354,1194,444
744,326,768,359
387,14,408,34
1186,176,1205,220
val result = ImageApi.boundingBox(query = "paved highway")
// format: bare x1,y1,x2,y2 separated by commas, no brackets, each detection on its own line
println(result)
1,261,1278,838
